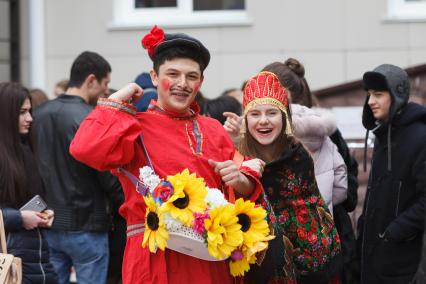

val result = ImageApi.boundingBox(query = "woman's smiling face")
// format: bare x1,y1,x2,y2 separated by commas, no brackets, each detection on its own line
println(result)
246,104,283,146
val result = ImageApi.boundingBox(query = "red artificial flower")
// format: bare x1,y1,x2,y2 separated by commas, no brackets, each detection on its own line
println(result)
192,210,209,235
141,25,165,57
153,181,173,203
230,249,244,261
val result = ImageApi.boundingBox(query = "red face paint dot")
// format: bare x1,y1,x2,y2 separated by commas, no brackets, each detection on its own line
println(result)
161,79,170,91
193,82,201,94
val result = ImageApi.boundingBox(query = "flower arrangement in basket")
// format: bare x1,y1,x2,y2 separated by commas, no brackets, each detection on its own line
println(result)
138,166,274,276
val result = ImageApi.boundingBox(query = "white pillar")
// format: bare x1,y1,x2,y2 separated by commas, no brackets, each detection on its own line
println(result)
29,0,46,90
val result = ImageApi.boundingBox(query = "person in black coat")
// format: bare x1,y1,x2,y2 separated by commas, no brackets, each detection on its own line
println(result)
357,64,426,283
0,82,58,284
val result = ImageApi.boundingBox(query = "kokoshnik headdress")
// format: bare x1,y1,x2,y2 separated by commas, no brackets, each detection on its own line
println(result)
242,71,293,136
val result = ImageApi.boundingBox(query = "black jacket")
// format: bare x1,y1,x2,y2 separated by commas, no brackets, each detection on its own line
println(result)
32,95,121,231
358,103,426,283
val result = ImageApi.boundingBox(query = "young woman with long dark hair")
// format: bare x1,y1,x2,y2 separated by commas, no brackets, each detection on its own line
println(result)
0,82,57,283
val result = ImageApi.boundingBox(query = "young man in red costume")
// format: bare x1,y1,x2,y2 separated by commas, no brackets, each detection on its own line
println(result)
70,26,264,284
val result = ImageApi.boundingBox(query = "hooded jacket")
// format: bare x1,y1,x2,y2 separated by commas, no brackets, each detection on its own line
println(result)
358,64,426,283
292,104,348,214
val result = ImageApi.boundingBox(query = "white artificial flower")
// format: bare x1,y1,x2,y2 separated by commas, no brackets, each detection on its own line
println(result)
146,176,162,192
205,187,228,209
139,166,161,192
164,213,183,231
139,166,154,180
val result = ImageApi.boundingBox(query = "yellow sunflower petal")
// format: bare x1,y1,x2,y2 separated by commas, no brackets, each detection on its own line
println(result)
142,230,151,248
229,258,250,277
148,231,156,252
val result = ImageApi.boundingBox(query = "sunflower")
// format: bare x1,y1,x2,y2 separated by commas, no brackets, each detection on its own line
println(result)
204,204,243,259
229,237,271,276
142,195,169,253
229,247,257,277
233,198,272,248
161,169,208,226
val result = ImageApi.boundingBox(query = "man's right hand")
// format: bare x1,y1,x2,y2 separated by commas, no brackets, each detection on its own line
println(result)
109,83,144,103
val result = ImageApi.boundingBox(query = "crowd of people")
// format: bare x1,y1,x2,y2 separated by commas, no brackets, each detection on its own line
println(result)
0,25,425,284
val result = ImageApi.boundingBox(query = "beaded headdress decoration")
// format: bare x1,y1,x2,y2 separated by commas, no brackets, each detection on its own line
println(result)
242,71,293,136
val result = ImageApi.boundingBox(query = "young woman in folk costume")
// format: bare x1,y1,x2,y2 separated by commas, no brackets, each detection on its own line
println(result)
262,58,357,284
238,72,342,284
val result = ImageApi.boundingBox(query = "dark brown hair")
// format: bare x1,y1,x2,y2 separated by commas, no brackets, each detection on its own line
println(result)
0,82,32,207
68,51,111,88
262,58,314,108
153,46,205,75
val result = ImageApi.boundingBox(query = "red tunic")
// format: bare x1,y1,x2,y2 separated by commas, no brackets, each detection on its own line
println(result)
70,101,262,284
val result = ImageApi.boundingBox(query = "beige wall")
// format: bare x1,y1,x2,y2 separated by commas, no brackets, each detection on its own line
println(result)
19,0,426,99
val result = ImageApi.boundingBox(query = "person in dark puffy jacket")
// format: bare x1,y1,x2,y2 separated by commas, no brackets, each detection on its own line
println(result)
357,64,426,283
0,82,58,284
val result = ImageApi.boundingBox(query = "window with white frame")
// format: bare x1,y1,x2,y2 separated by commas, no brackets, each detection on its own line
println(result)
111,0,251,29
388,0,426,20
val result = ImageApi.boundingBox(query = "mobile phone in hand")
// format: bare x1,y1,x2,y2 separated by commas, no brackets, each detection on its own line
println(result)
20,195,48,212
